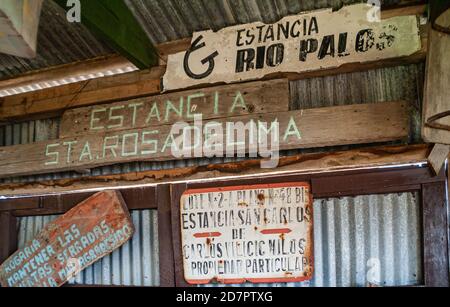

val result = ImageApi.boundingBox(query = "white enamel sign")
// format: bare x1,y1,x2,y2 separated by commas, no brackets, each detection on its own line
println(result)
180,182,313,284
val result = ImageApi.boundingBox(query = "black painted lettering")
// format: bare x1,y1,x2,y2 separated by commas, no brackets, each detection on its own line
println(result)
266,44,284,67
235,48,255,72
299,39,318,61
318,34,335,59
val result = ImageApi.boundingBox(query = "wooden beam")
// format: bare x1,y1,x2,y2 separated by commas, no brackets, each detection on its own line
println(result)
0,212,17,264
0,101,409,179
0,54,134,94
0,144,431,198
0,66,164,122
312,166,445,198
54,0,157,69
2,187,156,217
157,184,176,287
422,181,450,287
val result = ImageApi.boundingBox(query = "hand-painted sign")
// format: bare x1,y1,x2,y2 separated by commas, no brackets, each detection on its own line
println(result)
0,101,409,178
180,182,314,284
60,79,289,138
0,191,134,287
163,3,421,91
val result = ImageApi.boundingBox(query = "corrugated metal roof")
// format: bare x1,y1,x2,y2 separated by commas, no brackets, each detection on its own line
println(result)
0,0,113,79
17,192,422,287
17,209,160,286
0,0,418,79
125,0,410,44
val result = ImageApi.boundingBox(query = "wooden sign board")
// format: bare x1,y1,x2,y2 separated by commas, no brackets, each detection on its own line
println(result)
60,79,290,138
163,3,421,91
422,23,450,145
0,191,134,287
180,182,313,284
0,101,409,178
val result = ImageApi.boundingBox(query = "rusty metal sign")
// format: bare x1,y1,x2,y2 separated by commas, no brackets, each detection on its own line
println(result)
180,182,314,284
0,191,134,287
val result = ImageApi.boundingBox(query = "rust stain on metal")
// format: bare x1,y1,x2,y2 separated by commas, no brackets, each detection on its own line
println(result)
0,191,134,287
257,193,265,202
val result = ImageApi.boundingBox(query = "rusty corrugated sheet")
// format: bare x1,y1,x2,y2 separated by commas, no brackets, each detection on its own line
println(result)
17,209,160,286
0,0,112,79
16,193,422,287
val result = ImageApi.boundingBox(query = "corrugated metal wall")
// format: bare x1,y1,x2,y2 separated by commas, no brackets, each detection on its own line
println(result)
17,209,160,286
202,192,423,287
16,192,422,287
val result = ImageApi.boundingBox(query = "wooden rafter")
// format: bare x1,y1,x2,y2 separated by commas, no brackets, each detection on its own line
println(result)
54,0,158,69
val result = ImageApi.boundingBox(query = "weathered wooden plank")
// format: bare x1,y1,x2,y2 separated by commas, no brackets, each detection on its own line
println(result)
163,4,422,91
157,184,176,287
0,190,134,287
3,187,157,217
422,14,450,144
312,165,444,198
0,66,164,121
170,182,190,287
0,101,408,178
0,144,429,198
427,143,450,174
0,54,133,94
422,181,450,287
60,79,290,138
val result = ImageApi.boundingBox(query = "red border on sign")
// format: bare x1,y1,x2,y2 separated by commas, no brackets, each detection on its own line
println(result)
181,181,313,285
182,182,310,195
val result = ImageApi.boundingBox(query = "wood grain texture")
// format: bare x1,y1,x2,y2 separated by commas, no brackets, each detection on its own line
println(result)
0,101,409,179
422,23,450,144
0,66,164,121
0,5,427,123
157,184,176,287
169,183,191,287
427,143,450,174
0,212,17,264
422,181,450,287
0,144,430,198
60,79,290,138
0,190,134,287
